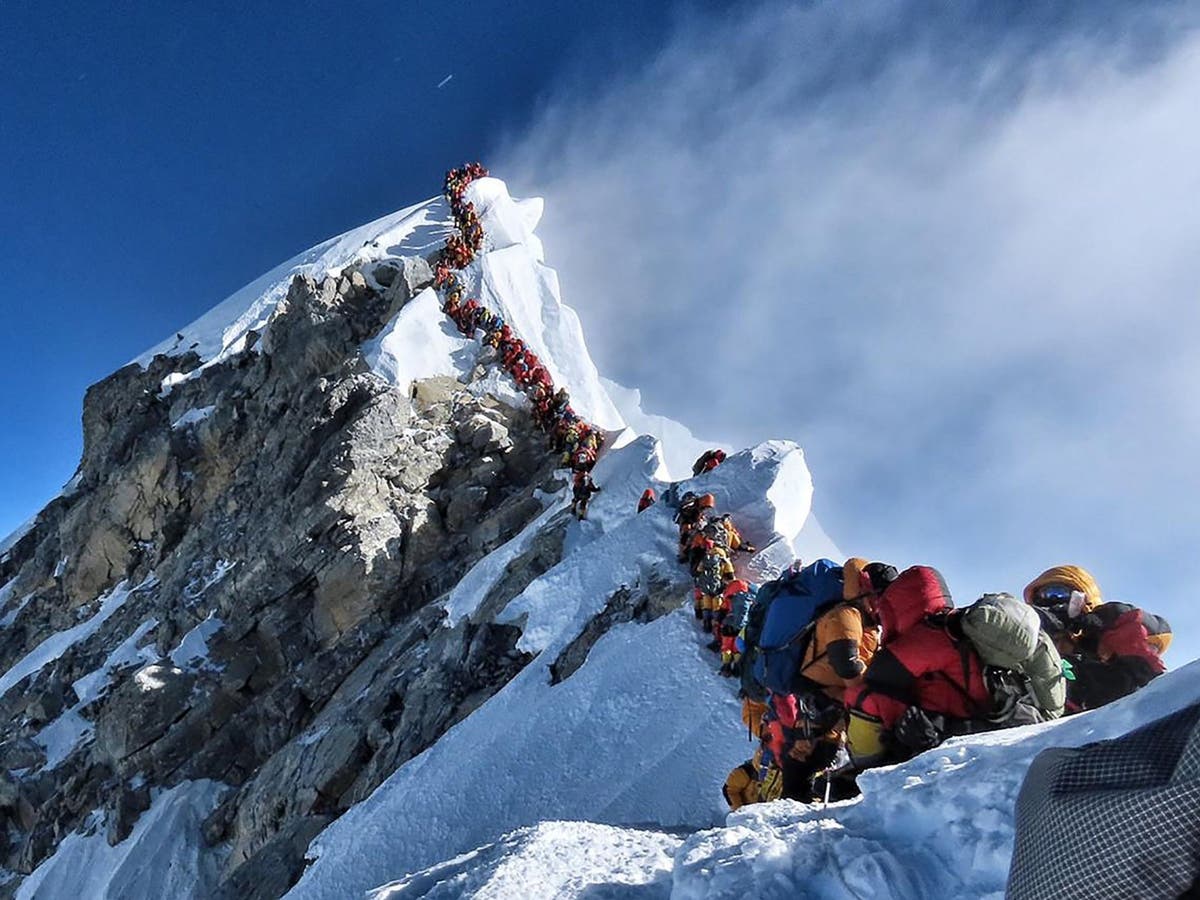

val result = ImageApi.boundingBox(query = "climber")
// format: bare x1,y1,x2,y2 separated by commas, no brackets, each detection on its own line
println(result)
707,514,756,556
530,385,554,428
1025,566,1171,712
694,547,735,636
772,559,896,801
637,489,657,514
676,493,715,563
571,471,601,520
692,448,727,477
526,362,552,393
723,749,763,811
844,566,990,771
718,579,756,676
551,388,571,417
502,337,526,370
570,444,598,473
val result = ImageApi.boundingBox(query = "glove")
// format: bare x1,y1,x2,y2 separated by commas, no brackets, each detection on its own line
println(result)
894,706,943,752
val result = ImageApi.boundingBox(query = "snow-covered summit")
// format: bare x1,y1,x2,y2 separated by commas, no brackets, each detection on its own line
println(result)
132,178,623,431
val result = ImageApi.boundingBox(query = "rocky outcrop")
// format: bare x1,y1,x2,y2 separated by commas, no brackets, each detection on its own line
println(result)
549,572,685,685
0,257,566,895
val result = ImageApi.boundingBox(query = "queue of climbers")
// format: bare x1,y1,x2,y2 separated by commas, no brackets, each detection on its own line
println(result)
662,487,1176,811
433,164,605,518
431,163,1175,815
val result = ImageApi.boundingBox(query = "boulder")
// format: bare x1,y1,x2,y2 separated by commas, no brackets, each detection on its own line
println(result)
0,738,46,771
95,665,196,763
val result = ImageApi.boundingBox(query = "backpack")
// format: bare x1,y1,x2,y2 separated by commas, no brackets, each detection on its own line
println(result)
702,520,731,551
752,559,845,697
960,593,1066,723
738,571,799,702
727,583,757,632
696,552,729,597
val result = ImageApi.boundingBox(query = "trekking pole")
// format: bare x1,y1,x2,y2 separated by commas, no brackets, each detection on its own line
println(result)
822,732,848,811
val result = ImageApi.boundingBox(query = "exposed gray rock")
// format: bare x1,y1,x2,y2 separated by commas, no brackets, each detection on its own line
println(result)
95,665,196,763
457,413,512,454
105,780,151,845
0,738,46,771
214,815,332,900
0,260,565,895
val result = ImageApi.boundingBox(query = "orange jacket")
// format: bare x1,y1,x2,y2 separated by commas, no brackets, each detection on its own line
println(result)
798,603,879,703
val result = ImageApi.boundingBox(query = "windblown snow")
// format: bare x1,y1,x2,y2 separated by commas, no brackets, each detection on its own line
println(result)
10,176,1194,900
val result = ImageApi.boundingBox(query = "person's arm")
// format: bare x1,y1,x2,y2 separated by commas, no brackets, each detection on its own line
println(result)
826,607,869,680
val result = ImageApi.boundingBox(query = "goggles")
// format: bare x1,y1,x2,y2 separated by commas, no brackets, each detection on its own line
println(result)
1032,583,1075,606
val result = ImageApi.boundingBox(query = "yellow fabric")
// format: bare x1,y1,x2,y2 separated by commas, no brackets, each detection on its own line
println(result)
842,558,870,600
847,709,886,766
1023,565,1102,612
759,763,784,802
723,763,760,811
742,697,768,738
1148,632,1173,656
799,603,878,702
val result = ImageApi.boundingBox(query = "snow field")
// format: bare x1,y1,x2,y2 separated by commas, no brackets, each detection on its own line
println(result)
367,822,679,900
285,433,816,899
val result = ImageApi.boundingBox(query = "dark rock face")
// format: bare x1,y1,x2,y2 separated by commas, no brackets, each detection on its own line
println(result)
0,260,560,895
549,573,684,685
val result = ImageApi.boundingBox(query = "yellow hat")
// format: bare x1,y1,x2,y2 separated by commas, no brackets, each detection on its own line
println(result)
1023,565,1102,612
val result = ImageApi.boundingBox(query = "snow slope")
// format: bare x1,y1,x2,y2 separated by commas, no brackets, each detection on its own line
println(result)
286,435,816,899
336,661,1200,900
16,781,228,900
133,197,452,370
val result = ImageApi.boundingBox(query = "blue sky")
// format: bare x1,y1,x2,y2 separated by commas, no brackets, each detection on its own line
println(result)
0,0,717,532
3,2,1198,660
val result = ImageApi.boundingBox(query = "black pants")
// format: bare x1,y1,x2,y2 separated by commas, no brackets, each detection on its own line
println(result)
781,739,840,802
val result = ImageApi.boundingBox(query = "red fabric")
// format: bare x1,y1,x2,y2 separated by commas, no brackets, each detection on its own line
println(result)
1099,609,1168,674
724,579,750,598
764,694,799,760
875,566,952,641
849,624,990,729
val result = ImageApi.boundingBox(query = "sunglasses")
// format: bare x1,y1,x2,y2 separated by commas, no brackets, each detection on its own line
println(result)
1033,584,1075,606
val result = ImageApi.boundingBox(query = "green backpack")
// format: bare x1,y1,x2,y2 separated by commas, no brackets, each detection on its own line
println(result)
961,593,1066,723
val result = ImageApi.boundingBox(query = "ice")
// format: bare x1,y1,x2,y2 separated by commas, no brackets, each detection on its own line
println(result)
16,781,228,900
362,288,478,393
601,377,720,482
368,822,679,900
168,613,223,670
285,436,814,900
0,592,33,629
133,196,453,370
33,709,93,769
0,514,37,558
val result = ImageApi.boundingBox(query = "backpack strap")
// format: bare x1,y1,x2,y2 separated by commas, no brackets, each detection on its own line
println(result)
931,639,988,719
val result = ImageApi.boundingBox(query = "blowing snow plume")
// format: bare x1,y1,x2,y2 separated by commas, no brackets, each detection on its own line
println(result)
496,0,1200,659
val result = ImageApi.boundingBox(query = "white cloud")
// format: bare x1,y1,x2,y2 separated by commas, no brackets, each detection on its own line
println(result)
497,1,1200,662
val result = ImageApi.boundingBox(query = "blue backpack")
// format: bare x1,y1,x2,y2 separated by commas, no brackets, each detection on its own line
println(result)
753,559,845,696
